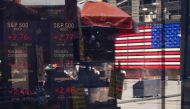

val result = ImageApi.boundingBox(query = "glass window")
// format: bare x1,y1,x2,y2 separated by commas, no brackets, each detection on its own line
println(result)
0,0,185,109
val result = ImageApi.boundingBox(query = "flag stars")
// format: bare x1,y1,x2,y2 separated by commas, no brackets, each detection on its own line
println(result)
151,24,180,49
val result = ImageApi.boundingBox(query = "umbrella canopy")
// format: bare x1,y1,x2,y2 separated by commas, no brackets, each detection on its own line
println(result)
79,1,133,29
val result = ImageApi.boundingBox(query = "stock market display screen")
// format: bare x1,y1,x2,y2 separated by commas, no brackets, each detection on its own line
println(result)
50,21,75,72
3,20,36,91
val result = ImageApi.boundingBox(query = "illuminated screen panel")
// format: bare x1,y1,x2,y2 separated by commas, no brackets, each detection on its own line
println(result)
4,21,35,90
115,23,181,69
7,47,29,89
50,20,75,72
4,21,33,45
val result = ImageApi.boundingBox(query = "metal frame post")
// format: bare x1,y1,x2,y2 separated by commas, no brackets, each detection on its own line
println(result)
181,0,190,109
160,0,166,109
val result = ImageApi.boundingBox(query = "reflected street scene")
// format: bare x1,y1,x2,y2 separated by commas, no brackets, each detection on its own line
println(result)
0,0,189,109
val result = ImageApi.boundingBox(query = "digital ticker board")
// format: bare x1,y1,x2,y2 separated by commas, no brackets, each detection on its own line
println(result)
4,21,33,44
50,20,75,72
3,20,36,90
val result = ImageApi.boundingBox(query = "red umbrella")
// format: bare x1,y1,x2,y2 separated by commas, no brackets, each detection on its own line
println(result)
80,1,134,29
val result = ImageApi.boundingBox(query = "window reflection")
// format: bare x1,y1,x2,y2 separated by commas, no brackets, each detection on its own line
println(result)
9,47,29,89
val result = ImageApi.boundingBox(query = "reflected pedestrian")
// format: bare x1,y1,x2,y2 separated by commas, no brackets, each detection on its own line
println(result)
177,75,180,85
166,76,168,86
